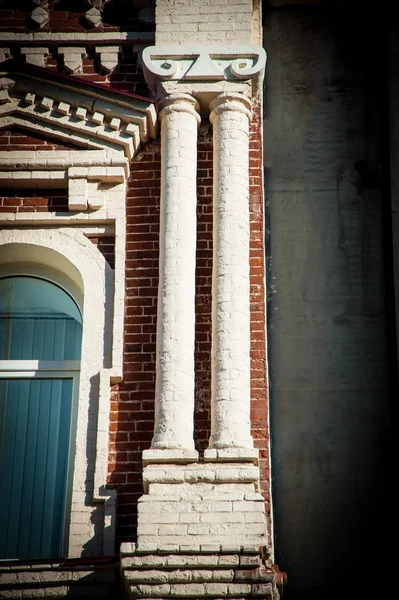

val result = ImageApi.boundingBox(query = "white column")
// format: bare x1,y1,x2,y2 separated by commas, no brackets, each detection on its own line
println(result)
207,92,255,452
151,93,200,452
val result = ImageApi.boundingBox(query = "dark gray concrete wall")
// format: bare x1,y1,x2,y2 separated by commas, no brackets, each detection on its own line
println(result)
263,5,393,598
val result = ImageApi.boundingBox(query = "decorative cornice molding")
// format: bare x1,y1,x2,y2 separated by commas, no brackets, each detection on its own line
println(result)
0,150,127,211
0,65,156,160
142,44,267,92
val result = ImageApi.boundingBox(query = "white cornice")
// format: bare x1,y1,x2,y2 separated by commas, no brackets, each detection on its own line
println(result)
0,68,156,160
142,44,267,92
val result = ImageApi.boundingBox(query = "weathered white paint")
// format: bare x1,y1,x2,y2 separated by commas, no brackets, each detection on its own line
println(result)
155,0,253,45
150,94,200,452
136,463,268,552
142,44,267,92
208,93,254,450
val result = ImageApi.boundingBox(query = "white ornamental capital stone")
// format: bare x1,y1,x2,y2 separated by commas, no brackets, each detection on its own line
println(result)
142,44,267,92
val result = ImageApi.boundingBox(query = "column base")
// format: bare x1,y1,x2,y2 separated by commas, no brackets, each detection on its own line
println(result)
204,447,259,464
138,463,268,550
143,448,199,466
120,546,285,600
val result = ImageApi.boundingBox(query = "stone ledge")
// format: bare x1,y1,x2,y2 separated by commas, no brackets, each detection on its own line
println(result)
142,449,199,466
0,562,117,599
204,448,259,464
142,463,260,486
120,551,282,600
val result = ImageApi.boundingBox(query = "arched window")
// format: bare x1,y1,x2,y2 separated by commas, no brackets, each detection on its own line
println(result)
0,276,82,559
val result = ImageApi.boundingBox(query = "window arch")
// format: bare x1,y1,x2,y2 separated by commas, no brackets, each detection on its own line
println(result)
0,230,118,558
0,276,82,559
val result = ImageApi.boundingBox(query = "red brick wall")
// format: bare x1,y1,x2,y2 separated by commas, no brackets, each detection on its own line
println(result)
194,122,214,451
0,128,76,151
0,189,69,213
249,99,270,509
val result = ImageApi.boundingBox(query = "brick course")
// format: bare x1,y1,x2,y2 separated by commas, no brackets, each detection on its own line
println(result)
0,188,69,213
156,0,253,44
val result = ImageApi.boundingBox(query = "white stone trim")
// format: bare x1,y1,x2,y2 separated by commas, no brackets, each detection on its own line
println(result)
0,208,126,382
146,94,200,456
20,47,49,67
0,69,157,160
142,44,267,92
0,151,127,212
0,47,10,63
0,230,116,557
95,46,121,73
206,92,254,451
135,463,268,553
58,47,86,74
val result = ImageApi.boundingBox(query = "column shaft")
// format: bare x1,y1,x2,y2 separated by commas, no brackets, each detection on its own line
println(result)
209,93,254,449
151,94,200,450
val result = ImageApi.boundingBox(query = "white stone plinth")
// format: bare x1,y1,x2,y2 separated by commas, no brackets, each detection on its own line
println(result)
137,463,268,553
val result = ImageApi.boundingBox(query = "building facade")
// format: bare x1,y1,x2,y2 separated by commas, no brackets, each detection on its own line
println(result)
0,1,282,599
0,1,394,599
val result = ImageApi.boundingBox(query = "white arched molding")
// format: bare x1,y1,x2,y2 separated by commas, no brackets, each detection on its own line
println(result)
0,230,116,557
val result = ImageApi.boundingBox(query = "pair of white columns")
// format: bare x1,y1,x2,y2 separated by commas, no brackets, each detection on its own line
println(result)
151,91,254,455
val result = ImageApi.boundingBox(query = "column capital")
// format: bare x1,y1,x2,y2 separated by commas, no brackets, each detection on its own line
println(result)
159,93,201,125
143,44,266,89
143,44,266,111
209,92,252,124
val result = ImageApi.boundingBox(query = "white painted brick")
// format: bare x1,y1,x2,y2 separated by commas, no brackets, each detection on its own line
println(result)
21,589,45,598
158,524,187,536
137,524,159,536
200,512,244,523
43,587,68,598
228,583,252,595
212,501,233,512
179,543,200,552
233,500,265,512
156,0,252,43
187,524,210,535
245,512,266,523
141,511,179,524
170,584,205,596
0,573,18,585
179,513,200,523
218,555,240,566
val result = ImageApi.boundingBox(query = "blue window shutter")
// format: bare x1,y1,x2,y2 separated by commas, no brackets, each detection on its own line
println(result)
0,378,73,559
0,276,82,560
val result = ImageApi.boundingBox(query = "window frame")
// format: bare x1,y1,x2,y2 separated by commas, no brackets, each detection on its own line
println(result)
0,273,82,559
0,229,119,558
